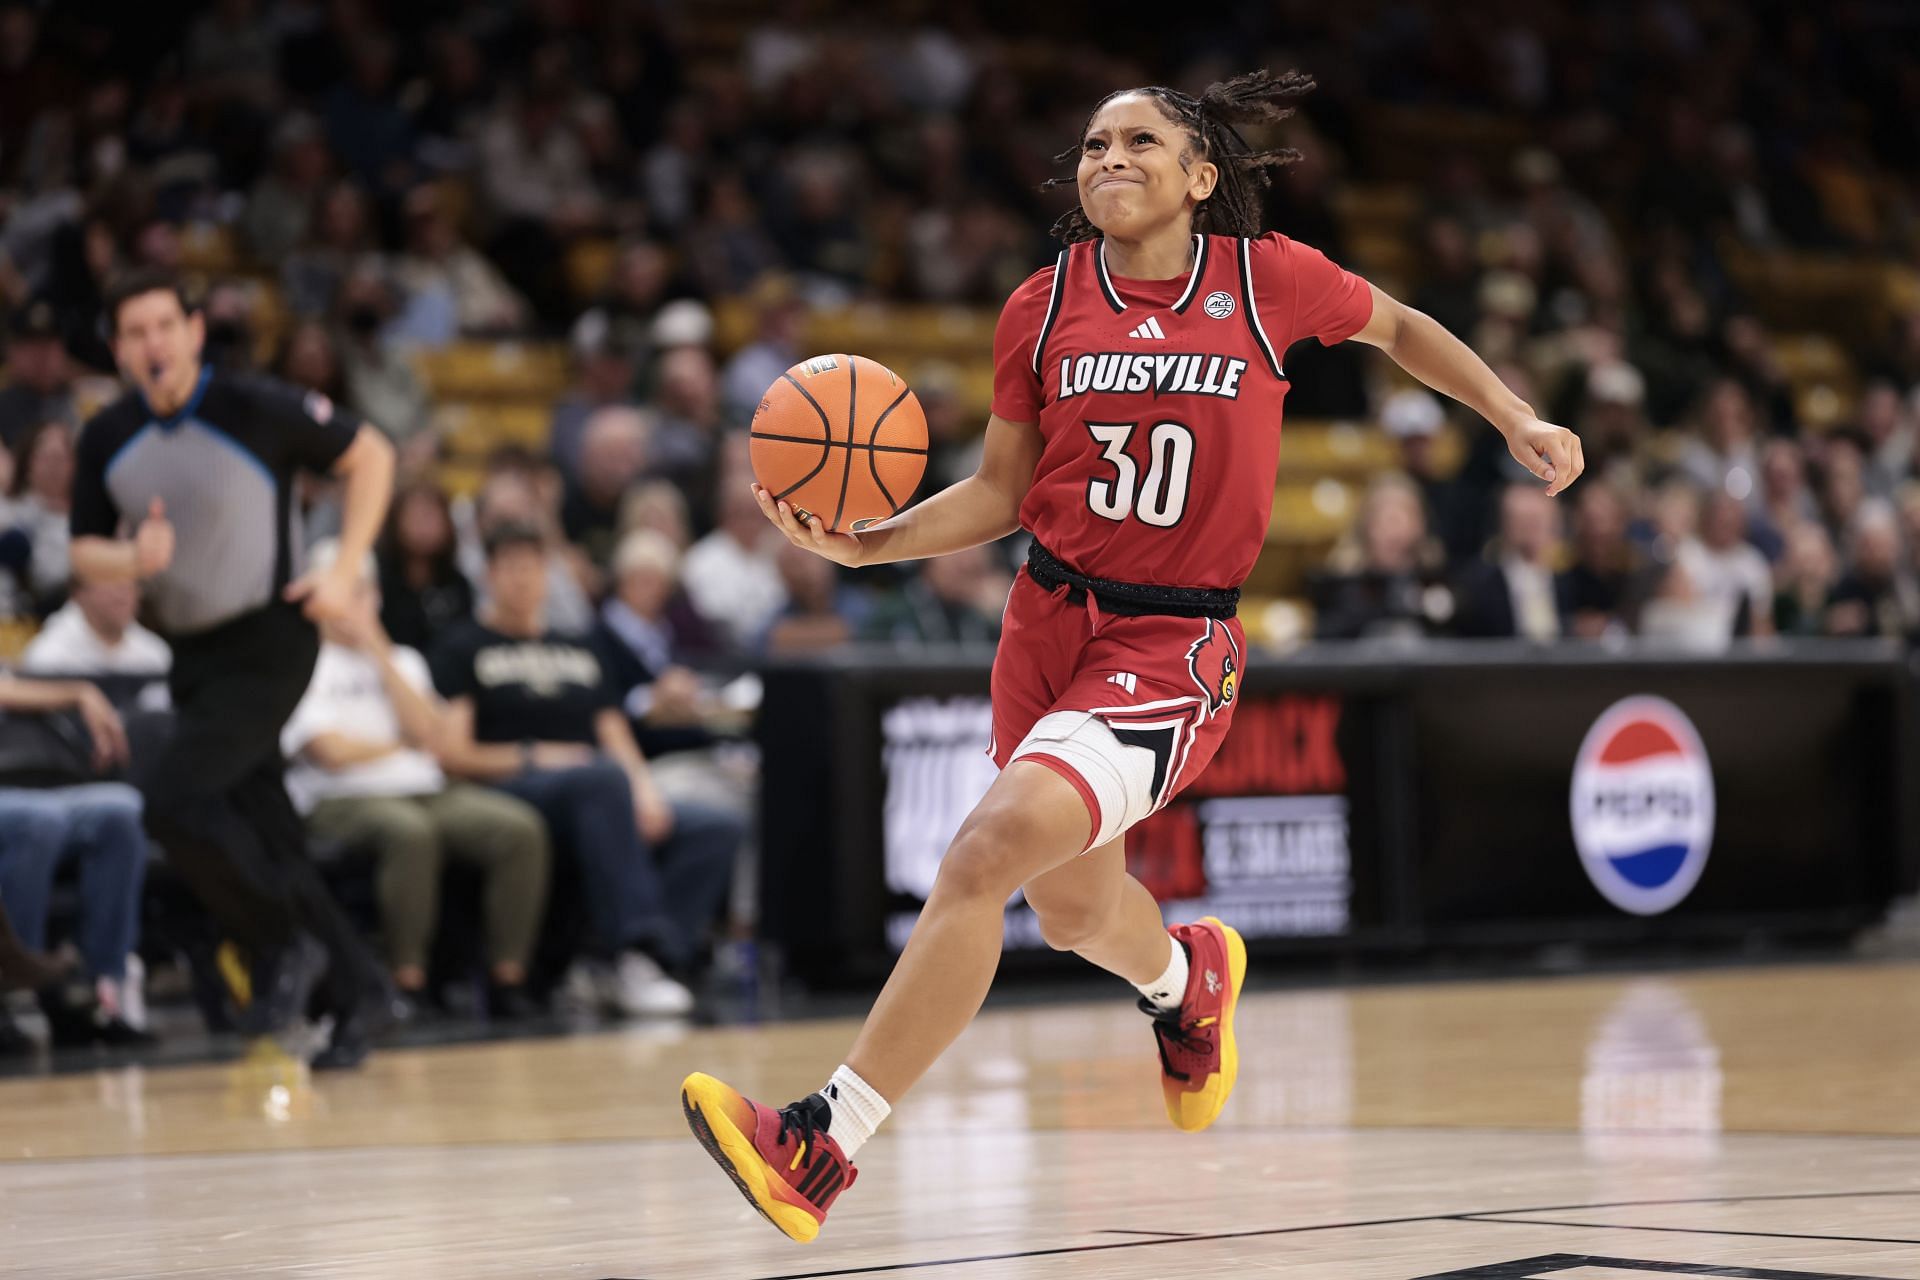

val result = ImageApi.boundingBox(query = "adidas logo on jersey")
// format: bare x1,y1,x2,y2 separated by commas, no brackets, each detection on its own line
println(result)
1128,316,1167,340
1107,672,1139,695
1056,351,1249,402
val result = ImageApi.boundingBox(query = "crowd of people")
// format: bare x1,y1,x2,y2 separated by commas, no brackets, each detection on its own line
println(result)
0,0,1917,1051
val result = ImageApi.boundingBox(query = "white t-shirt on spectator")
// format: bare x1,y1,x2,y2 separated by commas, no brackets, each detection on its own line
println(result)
282,642,445,815
683,529,788,647
20,602,172,676
1678,537,1773,631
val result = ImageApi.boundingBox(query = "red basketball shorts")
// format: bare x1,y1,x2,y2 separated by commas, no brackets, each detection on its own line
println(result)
990,569,1245,851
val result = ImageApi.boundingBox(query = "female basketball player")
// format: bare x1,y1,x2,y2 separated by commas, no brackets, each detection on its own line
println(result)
683,69,1582,1242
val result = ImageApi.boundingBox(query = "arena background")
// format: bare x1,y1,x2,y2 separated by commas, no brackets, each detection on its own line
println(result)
3,2,1920,1277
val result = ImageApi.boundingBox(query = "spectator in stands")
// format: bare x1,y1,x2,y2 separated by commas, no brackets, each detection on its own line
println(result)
460,463,597,636
334,263,430,443
684,482,787,649
1677,489,1776,637
551,314,642,486
762,541,872,655
1558,484,1637,639
322,32,415,198
571,239,670,372
1720,313,1797,435
1382,389,1477,566
377,480,474,653
598,530,728,682
21,579,169,679
0,419,75,607
1751,439,1818,562
646,344,725,513
619,479,694,552
1857,381,1913,495
562,406,650,569
1680,378,1763,503
684,175,784,302
389,183,530,345
283,541,549,1018
0,298,74,451
1774,522,1842,636
478,76,605,325
244,114,333,266
1454,483,1564,640
283,178,373,318
1827,503,1920,639
431,523,744,1015
1410,215,1482,340
1575,361,1653,487
275,319,348,405
863,546,1005,646
1817,433,1870,545
0,668,151,1049
1313,474,1450,641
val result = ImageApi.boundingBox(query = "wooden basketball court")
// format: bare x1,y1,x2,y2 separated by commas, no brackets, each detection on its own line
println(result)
3,961,1918,1279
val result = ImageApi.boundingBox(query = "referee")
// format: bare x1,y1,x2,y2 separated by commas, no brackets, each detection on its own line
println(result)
70,269,396,1067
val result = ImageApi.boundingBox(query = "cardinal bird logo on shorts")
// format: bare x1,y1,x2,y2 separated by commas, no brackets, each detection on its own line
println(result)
1185,619,1240,716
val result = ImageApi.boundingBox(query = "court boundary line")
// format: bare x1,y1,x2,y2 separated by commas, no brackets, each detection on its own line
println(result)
606,1189,1920,1280
1459,1214,1920,1247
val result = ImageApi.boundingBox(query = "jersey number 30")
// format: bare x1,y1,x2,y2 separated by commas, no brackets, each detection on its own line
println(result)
1085,421,1195,527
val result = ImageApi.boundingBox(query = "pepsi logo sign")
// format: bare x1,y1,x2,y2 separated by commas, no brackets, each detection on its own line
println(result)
1569,696,1715,916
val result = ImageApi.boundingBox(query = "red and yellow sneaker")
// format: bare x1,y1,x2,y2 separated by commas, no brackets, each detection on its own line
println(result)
1144,916,1248,1132
681,1073,856,1243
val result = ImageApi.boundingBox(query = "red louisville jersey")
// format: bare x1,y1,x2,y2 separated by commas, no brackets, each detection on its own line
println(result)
992,231,1373,589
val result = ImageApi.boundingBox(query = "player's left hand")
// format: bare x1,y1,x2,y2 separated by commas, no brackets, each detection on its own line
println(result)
1502,417,1585,497
285,562,360,624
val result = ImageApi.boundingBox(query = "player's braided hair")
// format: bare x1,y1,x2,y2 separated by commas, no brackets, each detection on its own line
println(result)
1044,69,1316,244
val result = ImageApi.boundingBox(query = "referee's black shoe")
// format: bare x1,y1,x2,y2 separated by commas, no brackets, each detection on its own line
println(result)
242,933,328,1037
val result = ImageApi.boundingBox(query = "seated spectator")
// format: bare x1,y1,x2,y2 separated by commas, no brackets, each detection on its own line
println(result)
1774,523,1841,636
1751,439,1817,562
1677,489,1775,637
683,482,788,649
561,406,650,569
550,316,642,487
1312,474,1450,640
377,480,475,653
457,463,597,635
334,264,431,443
283,542,549,1017
21,580,170,679
763,542,872,655
0,420,76,608
718,273,804,423
388,183,531,344
1828,503,1920,639
0,897,67,993
599,530,728,682
431,523,745,1016
1817,433,1869,544
863,545,1005,646
646,344,724,520
1557,484,1636,638
619,478,695,552
244,114,333,267
0,669,151,1049
0,299,76,452
283,178,374,318
1383,388,1482,565
1455,483,1564,640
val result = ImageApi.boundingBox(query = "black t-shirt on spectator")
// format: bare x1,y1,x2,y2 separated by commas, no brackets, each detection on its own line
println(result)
429,619,615,745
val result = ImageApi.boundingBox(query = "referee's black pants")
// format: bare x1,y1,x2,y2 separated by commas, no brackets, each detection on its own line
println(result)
137,603,378,1012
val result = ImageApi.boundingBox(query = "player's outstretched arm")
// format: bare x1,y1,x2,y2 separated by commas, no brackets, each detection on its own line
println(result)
753,412,1044,568
1350,284,1585,497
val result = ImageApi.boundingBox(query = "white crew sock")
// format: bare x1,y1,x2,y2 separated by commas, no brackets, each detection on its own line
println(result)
1134,933,1189,1013
822,1064,890,1160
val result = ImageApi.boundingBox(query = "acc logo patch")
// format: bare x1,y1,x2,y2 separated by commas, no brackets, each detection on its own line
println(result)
1570,696,1715,916
1185,618,1240,715
1203,291,1236,319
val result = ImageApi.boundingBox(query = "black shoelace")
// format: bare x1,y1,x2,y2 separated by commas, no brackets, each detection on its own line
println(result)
1140,997,1215,1083
777,1093,832,1168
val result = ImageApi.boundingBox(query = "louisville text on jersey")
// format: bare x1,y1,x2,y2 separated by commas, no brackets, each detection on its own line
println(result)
1055,351,1250,402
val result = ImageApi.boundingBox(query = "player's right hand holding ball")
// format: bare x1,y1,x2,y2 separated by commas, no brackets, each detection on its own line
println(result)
750,483,869,568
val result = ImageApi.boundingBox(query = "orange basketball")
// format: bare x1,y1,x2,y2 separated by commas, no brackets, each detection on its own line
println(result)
749,354,929,532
